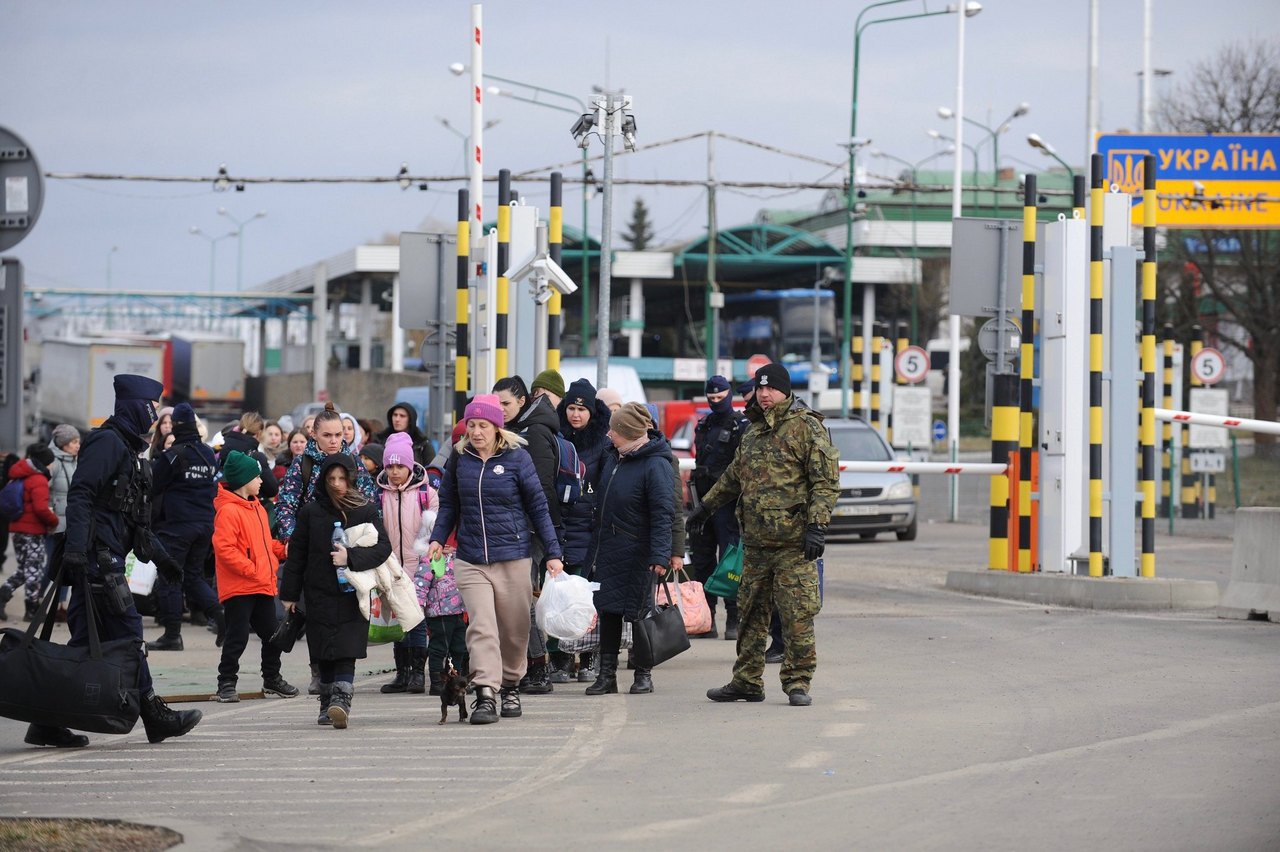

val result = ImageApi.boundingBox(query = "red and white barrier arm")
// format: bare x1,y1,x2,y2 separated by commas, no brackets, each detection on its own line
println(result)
677,458,1007,475
1155,408,1280,437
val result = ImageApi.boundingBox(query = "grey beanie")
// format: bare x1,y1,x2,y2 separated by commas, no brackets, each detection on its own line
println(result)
52,424,81,449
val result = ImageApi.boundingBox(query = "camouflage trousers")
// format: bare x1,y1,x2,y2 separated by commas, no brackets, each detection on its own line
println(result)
731,543,821,694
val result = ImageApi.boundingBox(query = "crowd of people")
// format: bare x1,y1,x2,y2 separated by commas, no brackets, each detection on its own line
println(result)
0,361,839,744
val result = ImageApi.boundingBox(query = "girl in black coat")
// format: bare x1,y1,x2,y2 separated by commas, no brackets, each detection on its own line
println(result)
280,454,392,729
580,402,674,697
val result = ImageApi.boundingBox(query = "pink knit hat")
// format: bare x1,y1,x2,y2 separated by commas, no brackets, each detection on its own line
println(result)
463,393,505,429
384,432,415,467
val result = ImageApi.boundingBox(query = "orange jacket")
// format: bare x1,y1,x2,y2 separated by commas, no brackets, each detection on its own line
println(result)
213,484,288,603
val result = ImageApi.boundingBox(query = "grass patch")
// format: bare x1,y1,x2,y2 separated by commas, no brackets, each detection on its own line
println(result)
1217,452,1280,509
0,818,180,851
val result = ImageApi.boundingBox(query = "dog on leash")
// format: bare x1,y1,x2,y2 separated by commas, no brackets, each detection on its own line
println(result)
439,662,471,725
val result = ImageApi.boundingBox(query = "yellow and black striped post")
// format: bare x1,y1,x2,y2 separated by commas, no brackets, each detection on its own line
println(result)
1161,322,1174,519
852,320,864,418
1182,325,1203,517
547,172,564,372
889,320,908,446
1140,154,1158,578
495,169,512,381
989,374,1020,570
870,321,884,433
1088,154,1105,577
1073,174,1086,221
1018,176,1037,573
455,189,471,422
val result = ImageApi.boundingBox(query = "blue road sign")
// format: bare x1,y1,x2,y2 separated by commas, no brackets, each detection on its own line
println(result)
932,420,947,442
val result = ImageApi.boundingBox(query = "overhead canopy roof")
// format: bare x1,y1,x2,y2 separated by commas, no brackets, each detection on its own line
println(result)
674,223,845,285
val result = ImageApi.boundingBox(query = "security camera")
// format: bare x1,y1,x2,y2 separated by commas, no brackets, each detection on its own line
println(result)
539,256,578,296
507,253,578,297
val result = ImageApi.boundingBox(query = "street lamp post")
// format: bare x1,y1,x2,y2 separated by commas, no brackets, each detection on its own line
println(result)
842,0,982,419
105,245,119,329
868,147,954,344
927,129,981,181
437,116,501,172
1026,133,1076,181
937,101,1029,215
217,208,266,291
189,226,237,326
452,65,595,358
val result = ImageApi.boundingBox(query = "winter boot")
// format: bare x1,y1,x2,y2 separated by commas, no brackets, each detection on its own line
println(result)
206,605,228,648
548,651,573,683
327,681,353,729
576,652,596,683
140,690,202,743
0,585,12,619
263,675,299,698
584,652,619,695
407,648,427,694
381,645,410,693
500,683,522,718
724,609,739,641
469,686,499,725
308,663,322,696
146,624,184,652
629,667,653,694
317,683,334,725
23,600,38,623
522,657,553,695
428,671,446,697
216,681,240,703
24,723,88,748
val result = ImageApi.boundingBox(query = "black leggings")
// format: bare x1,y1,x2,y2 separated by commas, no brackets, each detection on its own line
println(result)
600,613,624,656
318,659,356,684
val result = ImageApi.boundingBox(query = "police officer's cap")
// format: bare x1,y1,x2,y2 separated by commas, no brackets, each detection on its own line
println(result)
113,374,164,402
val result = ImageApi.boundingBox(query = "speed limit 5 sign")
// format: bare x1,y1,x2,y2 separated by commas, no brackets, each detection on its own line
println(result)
894,346,929,384
1190,347,1226,386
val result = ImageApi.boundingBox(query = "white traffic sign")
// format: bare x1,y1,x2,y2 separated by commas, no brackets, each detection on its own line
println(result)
891,385,932,448
1189,452,1226,474
1190,347,1227,386
1188,388,1230,449
894,345,930,384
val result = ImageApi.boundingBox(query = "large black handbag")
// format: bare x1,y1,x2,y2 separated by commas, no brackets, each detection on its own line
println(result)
0,562,142,735
632,574,691,669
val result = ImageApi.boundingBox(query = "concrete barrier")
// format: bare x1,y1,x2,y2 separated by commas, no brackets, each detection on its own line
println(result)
945,571,1218,611
1218,507,1280,623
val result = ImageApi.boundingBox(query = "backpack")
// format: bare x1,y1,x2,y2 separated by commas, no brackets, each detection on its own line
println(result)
0,478,25,522
550,433,586,506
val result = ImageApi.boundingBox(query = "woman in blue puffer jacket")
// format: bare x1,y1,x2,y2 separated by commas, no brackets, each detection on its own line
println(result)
427,394,564,726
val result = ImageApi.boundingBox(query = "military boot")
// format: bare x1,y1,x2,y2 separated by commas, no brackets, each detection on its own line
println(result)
327,682,353,729
146,624,184,652
381,645,409,693
140,691,202,743
584,652,619,695
406,648,427,694
24,723,88,748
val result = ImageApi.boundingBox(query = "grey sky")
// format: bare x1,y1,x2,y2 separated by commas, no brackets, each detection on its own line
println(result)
3,1,1276,294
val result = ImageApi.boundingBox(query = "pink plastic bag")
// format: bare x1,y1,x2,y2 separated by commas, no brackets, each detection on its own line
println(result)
659,568,712,635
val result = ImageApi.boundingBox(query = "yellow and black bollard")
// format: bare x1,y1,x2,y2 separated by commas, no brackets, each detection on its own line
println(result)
548,172,564,372
455,189,471,422
1161,323,1174,519
495,170,511,381
1018,176,1037,573
870,321,884,433
1140,154,1158,577
1183,325,1203,518
989,373,1020,571
852,320,864,418
1088,155,1105,577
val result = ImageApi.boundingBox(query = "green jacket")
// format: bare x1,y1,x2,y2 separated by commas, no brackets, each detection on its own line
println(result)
701,394,840,548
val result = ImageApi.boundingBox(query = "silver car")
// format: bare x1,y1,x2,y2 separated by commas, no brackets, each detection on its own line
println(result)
825,418,917,541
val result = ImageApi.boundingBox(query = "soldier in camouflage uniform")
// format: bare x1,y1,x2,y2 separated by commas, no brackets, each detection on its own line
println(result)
690,363,839,706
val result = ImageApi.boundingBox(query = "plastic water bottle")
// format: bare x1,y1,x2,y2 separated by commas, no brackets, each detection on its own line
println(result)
332,522,354,593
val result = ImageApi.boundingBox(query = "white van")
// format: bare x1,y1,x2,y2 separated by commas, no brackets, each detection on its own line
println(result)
556,358,647,405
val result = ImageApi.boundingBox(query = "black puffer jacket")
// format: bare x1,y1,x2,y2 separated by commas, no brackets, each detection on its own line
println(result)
514,394,563,529
374,402,431,466
588,431,675,619
557,396,612,568
219,429,279,500
279,457,392,661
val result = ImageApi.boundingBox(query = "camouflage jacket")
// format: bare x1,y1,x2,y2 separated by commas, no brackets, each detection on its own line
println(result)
701,393,840,548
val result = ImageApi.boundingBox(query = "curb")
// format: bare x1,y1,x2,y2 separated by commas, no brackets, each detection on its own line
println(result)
944,570,1220,611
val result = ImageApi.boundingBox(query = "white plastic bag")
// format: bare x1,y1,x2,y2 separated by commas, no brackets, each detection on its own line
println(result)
535,572,600,640
125,553,157,596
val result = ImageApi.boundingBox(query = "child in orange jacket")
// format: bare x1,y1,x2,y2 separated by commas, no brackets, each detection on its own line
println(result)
212,452,300,702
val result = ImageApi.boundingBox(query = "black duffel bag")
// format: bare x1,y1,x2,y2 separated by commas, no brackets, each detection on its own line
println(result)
0,561,142,735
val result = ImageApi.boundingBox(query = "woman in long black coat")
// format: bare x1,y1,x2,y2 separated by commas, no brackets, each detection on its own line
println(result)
583,402,674,697
280,454,391,728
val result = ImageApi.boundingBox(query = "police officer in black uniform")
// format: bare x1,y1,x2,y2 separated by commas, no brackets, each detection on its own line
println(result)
689,375,750,640
24,375,201,748
147,402,225,651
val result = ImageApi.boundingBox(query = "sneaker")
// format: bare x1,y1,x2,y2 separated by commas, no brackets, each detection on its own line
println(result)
706,682,765,703
500,685,522,718
765,647,784,664
521,661,553,695
263,677,300,698
788,689,812,707
216,683,240,703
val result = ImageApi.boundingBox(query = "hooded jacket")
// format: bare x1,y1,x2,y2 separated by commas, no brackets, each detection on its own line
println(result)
65,417,152,561
588,431,675,619
374,402,431,466
151,430,218,535
46,441,78,534
212,484,288,602
513,393,564,529
275,438,378,541
7,459,59,535
430,442,562,566
219,429,279,500
700,393,840,548
556,395,613,566
339,413,364,452
376,462,437,577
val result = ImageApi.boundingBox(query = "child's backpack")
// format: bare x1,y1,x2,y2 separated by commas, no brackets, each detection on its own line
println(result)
551,433,586,506
0,478,25,522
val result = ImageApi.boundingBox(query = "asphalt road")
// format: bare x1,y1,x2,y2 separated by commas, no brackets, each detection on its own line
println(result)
1,523,1277,851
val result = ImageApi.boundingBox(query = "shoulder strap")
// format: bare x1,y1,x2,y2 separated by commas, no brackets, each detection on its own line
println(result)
300,454,314,491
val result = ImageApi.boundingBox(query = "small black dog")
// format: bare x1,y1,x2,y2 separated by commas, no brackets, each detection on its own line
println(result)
439,664,470,725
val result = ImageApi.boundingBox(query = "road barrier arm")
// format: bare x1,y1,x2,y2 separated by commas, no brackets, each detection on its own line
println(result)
1154,409,1280,437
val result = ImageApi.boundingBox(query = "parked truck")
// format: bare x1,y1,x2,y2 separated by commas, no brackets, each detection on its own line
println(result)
170,331,245,424
37,337,170,433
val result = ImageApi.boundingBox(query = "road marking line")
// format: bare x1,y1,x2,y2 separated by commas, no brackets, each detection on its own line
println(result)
720,783,782,805
821,723,865,737
788,750,833,769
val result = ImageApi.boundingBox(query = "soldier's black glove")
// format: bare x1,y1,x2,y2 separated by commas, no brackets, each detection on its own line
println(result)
685,505,713,538
803,524,826,562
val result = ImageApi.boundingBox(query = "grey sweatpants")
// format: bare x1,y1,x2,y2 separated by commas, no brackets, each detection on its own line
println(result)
454,557,533,691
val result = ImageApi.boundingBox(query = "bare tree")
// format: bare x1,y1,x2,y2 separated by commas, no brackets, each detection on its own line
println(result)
1158,39,1280,456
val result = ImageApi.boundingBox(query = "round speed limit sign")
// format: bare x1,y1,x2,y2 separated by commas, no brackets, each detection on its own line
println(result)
1191,347,1226,385
894,345,930,384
